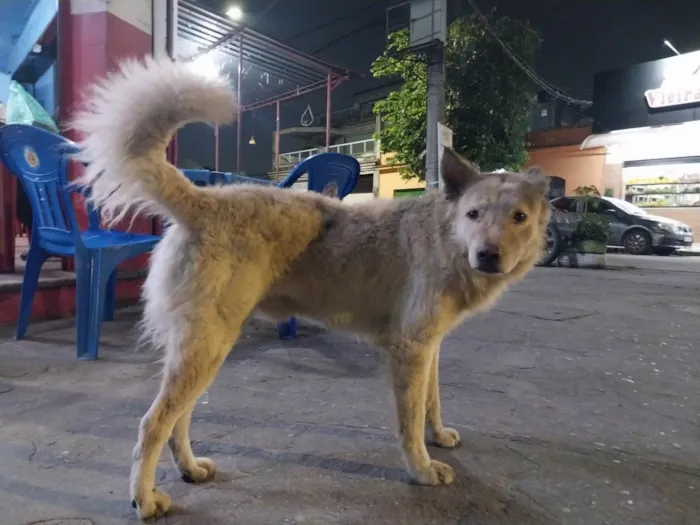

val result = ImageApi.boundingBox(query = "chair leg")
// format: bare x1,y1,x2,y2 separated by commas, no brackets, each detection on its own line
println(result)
103,270,117,321
277,316,297,340
77,251,114,361
74,254,93,359
16,247,48,340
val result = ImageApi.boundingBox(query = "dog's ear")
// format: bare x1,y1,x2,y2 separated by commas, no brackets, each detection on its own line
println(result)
442,147,481,200
523,166,551,196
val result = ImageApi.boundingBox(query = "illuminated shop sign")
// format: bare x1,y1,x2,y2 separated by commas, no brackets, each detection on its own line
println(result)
644,59,700,109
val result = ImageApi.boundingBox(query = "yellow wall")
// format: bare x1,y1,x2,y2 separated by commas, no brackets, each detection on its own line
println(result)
527,145,607,195
378,171,425,198
376,153,425,198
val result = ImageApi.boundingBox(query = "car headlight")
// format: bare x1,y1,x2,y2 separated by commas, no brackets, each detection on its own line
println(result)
654,222,674,234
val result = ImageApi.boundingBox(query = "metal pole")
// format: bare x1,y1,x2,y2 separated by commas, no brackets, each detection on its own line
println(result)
166,0,177,59
236,34,243,173
214,125,219,170
425,46,445,191
325,72,332,149
275,100,281,180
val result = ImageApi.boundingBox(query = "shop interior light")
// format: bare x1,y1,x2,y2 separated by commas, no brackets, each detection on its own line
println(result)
663,39,681,56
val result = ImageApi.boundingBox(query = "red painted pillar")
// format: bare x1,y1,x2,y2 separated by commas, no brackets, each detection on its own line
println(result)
0,162,16,273
58,0,155,272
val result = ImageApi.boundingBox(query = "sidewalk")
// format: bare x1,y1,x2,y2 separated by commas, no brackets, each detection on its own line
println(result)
607,242,700,256
0,266,698,525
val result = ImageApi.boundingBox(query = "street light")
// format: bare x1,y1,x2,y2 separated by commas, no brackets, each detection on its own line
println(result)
226,5,243,21
663,39,681,56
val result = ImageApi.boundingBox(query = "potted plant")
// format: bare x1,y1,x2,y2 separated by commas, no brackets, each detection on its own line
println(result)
559,185,611,268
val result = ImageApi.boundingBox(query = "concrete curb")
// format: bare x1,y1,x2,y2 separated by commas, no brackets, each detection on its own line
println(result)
606,247,700,257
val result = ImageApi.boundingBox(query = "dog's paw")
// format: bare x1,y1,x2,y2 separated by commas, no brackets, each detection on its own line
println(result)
181,457,216,484
132,489,172,521
413,459,456,486
429,427,461,449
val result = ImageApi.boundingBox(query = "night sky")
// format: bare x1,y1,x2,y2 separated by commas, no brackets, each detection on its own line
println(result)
184,0,700,174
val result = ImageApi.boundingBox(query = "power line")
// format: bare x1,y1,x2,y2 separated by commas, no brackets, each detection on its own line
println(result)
245,0,293,17
282,0,390,43
312,17,386,55
466,0,593,107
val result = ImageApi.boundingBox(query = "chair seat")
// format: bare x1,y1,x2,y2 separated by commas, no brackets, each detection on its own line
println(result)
81,230,160,250
39,229,160,256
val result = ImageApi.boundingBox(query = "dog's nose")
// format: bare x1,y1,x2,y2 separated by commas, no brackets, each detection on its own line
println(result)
476,246,501,273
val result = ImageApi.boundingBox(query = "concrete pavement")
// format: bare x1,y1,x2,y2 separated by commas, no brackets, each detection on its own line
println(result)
606,253,700,273
0,265,698,525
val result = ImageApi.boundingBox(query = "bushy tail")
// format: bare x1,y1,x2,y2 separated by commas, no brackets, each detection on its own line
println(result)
70,56,237,227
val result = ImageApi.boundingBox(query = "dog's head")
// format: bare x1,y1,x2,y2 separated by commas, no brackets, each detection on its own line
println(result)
442,148,552,276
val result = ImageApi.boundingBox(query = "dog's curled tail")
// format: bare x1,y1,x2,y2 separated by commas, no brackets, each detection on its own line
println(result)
70,56,236,227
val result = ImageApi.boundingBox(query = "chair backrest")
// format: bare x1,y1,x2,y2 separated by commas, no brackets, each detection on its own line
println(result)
0,124,83,249
278,152,360,200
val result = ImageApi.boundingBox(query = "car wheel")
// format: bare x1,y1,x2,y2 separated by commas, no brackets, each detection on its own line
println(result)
623,229,651,255
653,247,676,256
538,221,562,266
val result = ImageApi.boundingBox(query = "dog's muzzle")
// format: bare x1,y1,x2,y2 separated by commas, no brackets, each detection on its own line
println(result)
476,246,502,274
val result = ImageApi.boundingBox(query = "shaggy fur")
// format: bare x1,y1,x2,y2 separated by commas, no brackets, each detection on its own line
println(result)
71,57,551,521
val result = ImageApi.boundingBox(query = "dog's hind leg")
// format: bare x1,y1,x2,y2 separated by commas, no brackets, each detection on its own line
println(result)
130,312,244,521
387,344,456,486
425,346,461,448
168,400,215,483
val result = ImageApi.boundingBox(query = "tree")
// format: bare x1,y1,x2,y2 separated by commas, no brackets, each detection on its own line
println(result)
372,12,541,178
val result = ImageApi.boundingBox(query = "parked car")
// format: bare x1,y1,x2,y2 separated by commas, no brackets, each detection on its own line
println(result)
540,196,693,262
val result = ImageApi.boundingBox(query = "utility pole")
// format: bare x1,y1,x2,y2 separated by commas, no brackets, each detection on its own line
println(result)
425,46,445,191
386,0,447,192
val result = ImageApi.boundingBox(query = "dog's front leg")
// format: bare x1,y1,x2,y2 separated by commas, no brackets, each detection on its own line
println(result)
425,347,461,448
388,348,456,486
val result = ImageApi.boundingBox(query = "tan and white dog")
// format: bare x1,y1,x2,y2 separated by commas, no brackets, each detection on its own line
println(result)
72,57,551,520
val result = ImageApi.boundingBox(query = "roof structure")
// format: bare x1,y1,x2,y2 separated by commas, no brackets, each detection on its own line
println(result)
177,1,352,111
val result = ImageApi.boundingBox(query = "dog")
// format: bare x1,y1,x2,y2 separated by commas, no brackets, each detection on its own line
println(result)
71,57,551,520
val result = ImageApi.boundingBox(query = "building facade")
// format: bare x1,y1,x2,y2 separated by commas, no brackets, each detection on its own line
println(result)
582,50,700,232
527,51,700,233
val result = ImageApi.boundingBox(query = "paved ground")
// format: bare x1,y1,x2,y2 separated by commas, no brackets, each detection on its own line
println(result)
0,264,699,525
606,253,700,273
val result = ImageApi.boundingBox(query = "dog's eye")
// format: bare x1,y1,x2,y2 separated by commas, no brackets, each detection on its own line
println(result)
467,209,480,220
513,211,527,224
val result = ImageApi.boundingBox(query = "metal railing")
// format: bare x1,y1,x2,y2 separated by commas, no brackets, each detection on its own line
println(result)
278,147,319,166
278,139,376,166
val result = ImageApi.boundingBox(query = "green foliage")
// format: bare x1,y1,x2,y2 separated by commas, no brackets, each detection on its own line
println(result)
371,12,541,178
572,214,611,245
572,185,601,214
570,185,611,247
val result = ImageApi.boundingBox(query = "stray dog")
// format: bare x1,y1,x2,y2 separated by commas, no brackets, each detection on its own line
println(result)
72,57,551,520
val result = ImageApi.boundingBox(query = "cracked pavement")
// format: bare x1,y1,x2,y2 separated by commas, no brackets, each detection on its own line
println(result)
0,263,698,525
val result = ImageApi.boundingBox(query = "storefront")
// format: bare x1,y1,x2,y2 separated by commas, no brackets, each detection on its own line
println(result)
581,50,700,232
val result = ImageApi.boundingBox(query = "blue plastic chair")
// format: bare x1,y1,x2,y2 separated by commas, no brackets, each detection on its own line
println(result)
275,152,361,339
181,169,234,186
0,124,160,360
182,169,273,188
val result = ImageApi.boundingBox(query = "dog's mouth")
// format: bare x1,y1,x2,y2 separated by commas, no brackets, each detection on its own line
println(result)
474,268,505,276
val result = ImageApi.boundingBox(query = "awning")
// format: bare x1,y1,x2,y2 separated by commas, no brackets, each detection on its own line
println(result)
581,120,700,150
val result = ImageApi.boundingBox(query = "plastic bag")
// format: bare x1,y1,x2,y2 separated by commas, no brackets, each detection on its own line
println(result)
5,80,59,133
